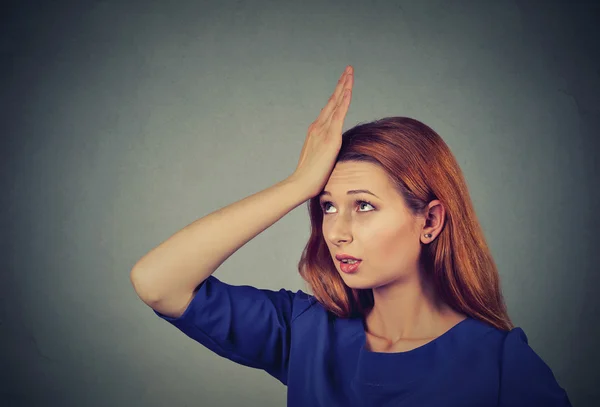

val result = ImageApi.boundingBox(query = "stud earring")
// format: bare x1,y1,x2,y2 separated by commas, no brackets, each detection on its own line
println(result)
424,233,432,238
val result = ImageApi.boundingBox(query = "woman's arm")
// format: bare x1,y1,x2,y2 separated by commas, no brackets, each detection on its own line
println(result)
130,65,353,318
130,175,311,317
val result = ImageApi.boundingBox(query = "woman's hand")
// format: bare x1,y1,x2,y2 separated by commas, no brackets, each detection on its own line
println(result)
290,66,354,198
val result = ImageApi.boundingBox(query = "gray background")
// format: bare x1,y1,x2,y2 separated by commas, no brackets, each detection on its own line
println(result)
2,0,598,406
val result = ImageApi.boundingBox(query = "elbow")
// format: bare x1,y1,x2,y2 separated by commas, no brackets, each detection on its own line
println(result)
130,266,160,305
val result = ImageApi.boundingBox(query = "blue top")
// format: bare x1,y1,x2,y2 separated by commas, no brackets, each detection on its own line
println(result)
153,275,572,407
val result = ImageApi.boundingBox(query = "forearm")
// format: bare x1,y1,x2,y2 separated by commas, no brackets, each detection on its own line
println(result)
130,175,310,303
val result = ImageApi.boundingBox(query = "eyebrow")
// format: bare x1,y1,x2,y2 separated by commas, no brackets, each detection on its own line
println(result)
318,189,380,199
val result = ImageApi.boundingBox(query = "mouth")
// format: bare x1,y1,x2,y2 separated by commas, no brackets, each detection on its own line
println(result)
338,259,362,274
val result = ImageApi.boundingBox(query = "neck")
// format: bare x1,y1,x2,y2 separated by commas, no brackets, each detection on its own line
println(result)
364,265,454,343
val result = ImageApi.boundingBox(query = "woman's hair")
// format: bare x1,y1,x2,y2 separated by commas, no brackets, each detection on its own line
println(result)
297,116,514,331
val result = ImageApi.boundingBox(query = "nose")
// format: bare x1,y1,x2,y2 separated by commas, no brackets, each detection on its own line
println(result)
325,216,353,245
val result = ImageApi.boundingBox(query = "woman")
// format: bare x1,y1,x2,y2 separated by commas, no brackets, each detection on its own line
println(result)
130,66,572,406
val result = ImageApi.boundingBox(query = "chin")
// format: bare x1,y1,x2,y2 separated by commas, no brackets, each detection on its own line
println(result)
338,273,376,290
340,271,404,291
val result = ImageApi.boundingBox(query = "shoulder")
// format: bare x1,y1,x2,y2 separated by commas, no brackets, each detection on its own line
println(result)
497,326,572,406
499,327,556,377
290,289,319,321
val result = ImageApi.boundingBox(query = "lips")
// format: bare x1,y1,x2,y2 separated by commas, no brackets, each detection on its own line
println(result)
335,254,361,261
338,258,362,274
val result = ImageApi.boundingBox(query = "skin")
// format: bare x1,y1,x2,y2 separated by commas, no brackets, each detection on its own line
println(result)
319,160,467,352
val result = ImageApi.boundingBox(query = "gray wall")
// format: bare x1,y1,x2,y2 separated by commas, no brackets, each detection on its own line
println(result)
2,0,598,406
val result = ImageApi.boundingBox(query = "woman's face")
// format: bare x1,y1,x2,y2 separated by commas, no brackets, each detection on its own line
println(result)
319,161,423,289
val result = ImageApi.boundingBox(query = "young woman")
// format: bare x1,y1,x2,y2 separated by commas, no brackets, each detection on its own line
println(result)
130,66,572,406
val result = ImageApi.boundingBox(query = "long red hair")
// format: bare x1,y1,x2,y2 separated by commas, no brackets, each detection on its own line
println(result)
297,117,513,331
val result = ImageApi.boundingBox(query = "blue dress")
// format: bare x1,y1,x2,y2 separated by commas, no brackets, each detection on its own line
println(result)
153,275,572,407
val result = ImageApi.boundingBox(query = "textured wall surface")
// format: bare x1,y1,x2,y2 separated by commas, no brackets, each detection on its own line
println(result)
1,0,598,406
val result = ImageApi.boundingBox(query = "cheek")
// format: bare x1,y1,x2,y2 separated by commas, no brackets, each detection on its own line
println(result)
368,223,417,264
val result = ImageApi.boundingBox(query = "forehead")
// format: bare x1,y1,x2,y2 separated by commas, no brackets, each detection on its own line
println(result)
322,161,391,194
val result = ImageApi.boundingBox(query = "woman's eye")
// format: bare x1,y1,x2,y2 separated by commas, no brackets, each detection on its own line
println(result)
359,202,374,210
321,201,374,213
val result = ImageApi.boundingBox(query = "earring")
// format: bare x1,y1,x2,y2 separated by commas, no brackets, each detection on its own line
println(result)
424,233,432,238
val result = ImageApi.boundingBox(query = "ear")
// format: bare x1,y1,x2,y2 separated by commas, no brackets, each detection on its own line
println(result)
420,200,445,244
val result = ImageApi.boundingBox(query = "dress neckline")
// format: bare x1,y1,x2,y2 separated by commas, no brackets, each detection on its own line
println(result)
358,315,473,355
351,316,478,387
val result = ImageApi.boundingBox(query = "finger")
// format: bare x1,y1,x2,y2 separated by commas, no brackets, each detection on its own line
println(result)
327,88,352,136
316,70,348,125
315,67,351,126
324,72,353,130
